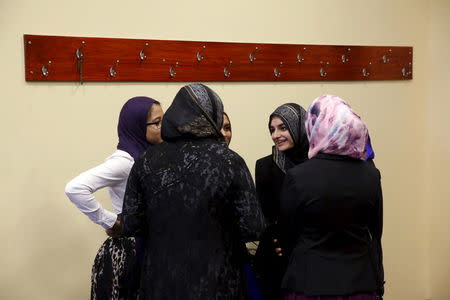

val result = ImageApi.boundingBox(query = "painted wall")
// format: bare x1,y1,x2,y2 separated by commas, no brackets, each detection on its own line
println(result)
426,1,450,300
0,0,447,299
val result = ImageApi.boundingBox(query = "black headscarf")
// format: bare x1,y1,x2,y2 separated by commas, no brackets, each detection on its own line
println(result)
269,103,309,173
161,83,224,141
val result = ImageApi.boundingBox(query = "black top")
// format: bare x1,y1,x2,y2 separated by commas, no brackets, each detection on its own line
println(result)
255,155,285,224
280,153,384,297
121,139,265,300
253,155,289,285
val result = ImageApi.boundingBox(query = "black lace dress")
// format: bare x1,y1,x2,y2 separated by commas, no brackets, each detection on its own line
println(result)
120,83,265,300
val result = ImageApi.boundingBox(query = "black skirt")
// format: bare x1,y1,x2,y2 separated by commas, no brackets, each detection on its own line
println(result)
91,237,137,300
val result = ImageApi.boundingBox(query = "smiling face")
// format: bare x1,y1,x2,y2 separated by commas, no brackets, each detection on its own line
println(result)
145,104,164,145
270,116,294,152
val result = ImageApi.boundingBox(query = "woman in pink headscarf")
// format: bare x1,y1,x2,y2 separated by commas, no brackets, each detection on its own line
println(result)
279,95,384,300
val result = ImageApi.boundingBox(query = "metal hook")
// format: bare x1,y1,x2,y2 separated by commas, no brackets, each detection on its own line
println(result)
196,45,206,62
76,41,85,60
381,49,392,64
297,47,307,63
41,61,52,77
249,47,259,63
402,65,412,77
361,61,372,77
362,68,370,77
341,48,351,63
140,42,150,61
169,61,179,78
109,60,120,77
224,60,233,78
362,62,372,77
76,41,86,84
274,62,283,78
319,61,329,78
382,49,392,63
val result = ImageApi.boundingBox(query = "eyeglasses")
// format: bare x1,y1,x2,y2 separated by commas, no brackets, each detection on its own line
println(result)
146,120,162,129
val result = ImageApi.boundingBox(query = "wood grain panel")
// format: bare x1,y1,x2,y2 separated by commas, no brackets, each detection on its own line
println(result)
24,35,413,82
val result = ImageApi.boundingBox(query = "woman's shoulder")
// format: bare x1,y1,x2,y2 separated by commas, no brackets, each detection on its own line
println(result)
256,154,273,169
256,154,273,164
109,149,134,162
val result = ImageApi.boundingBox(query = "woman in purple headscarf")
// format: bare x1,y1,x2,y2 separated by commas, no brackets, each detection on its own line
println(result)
279,95,384,300
65,96,164,300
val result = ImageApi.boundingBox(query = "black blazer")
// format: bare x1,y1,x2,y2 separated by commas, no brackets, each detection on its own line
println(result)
255,155,285,223
254,155,289,279
280,153,384,297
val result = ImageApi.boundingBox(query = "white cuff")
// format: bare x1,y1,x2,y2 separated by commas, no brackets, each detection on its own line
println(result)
101,210,118,229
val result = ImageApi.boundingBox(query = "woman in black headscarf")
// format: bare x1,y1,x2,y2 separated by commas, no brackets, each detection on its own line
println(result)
117,83,265,300
254,103,309,300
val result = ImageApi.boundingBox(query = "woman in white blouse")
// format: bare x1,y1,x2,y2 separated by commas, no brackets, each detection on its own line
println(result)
65,96,163,300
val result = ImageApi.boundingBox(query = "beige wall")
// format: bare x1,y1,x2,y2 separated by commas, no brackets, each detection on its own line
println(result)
427,1,450,300
0,0,447,299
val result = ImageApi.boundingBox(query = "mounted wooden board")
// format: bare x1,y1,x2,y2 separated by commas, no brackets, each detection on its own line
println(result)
24,34,413,82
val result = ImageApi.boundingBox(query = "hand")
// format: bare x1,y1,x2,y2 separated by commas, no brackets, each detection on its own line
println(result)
105,219,122,238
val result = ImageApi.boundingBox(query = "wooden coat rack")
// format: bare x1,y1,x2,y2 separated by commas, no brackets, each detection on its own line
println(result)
24,34,413,83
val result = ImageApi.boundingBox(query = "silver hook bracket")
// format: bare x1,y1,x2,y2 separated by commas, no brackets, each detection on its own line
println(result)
140,42,150,61
196,45,206,62
169,61,179,78
274,62,283,78
76,41,85,60
362,68,370,77
341,48,351,63
76,41,86,84
402,62,412,77
362,62,372,77
109,60,120,77
224,60,233,78
382,49,392,63
41,61,52,77
249,47,259,63
297,47,307,63
320,61,329,78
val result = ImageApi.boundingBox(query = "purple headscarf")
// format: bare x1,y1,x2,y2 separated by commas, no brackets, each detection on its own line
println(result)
306,94,372,160
117,96,158,160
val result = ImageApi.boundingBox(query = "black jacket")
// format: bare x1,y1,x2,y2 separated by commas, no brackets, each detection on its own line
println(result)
280,153,384,297
121,139,265,300
254,155,289,298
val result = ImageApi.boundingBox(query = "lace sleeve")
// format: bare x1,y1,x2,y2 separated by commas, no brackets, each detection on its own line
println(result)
228,156,266,242
121,163,146,237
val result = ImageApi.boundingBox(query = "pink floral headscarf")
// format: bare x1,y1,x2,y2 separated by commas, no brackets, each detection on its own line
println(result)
306,94,370,160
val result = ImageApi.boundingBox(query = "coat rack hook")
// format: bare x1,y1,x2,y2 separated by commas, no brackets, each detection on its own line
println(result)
362,62,372,77
341,48,351,63
224,60,233,78
320,61,329,78
109,60,120,77
140,42,150,61
196,45,206,62
41,60,52,77
362,68,370,77
169,61,179,78
402,64,412,77
381,51,392,63
274,62,283,78
76,41,85,59
297,47,307,63
249,47,259,63
76,41,85,84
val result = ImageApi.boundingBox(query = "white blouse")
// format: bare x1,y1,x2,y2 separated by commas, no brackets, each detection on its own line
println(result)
65,150,134,229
